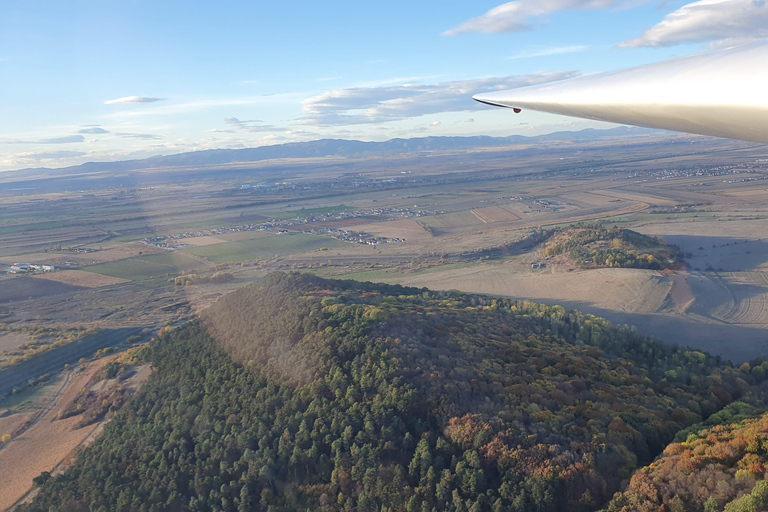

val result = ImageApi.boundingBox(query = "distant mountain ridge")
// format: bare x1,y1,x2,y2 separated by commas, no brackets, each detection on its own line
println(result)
8,126,660,178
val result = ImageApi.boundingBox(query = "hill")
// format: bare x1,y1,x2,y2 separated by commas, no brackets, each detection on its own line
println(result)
542,224,684,270
603,405,768,512
21,273,766,512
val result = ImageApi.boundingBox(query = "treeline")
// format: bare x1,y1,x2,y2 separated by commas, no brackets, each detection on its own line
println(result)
543,224,683,269
23,273,767,512
173,271,234,286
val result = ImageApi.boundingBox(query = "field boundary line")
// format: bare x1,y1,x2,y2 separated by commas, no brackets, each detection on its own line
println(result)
0,369,72,455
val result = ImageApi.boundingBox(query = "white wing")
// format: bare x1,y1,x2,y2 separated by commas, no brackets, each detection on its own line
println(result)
474,42,768,144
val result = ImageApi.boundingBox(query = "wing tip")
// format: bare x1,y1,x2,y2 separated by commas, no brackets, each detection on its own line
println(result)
473,95,522,113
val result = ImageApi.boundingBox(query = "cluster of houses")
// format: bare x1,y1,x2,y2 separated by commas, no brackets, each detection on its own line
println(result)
4,263,56,274
311,228,403,246
144,206,436,250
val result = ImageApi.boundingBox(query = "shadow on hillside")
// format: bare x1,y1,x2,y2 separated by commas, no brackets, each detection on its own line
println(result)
514,297,768,364
659,235,768,272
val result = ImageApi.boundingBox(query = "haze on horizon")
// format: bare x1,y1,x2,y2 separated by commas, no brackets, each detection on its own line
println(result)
2,0,767,172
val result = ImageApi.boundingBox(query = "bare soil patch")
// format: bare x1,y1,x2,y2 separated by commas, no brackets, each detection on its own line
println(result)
0,359,115,510
352,219,433,241
668,273,696,312
592,189,677,206
393,265,672,316
470,206,519,223
65,243,166,265
0,242,165,266
0,412,34,440
0,332,33,354
562,191,617,207
32,270,129,289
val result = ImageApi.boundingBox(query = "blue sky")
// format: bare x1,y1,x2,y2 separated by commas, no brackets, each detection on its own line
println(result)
1,0,765,171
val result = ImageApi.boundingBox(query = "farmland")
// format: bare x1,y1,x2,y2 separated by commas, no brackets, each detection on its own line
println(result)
183,232,352,263
85,253,207,280
1,130,768,508
0,131,766,357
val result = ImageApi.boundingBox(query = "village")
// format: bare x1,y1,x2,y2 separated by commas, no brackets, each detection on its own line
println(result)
143,206,438,250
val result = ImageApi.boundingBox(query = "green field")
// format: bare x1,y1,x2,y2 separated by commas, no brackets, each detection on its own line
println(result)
184,233,351,263
86,253,206,280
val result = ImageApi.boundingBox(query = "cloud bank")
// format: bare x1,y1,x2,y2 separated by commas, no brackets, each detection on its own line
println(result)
300,72,578,126
619,0,768,48
104,96,166,105
444,0,647,35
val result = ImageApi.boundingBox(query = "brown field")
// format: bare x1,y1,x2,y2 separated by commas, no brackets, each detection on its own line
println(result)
395,265,672,316
561,191,618,206
0,332,33,354
470,206,519,223
353,219,433,241
181,236,228,246
0,227,110,258
721,189,768,202
80,243,166,264
592,189,678,206
0,242,165,267
668,273,696,312
0,365,101,511
32,270,129,289
0,357,151,510
706,272,768,327
421,211,485,231
0,412,34,440
639,219,768,272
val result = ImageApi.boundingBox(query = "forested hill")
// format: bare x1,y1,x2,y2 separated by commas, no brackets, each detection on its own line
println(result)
23,273,768,512
603,403,768,512
543,224,684,270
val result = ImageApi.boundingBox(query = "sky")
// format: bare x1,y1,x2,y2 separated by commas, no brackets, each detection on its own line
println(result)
1,0,766,172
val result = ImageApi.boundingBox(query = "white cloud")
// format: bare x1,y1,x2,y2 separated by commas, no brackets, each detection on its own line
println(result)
299,72,578,126
104,93,304,119
223,117,282,133
41,135,85,143
509,45,589,59
619,0,768,48
444,0,648,35
78,127,110,134
104,96,166,105
115,132,163,140
1,134,86,144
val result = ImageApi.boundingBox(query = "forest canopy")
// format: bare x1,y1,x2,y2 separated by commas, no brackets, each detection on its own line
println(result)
23,273,767,512
542,224,683,269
